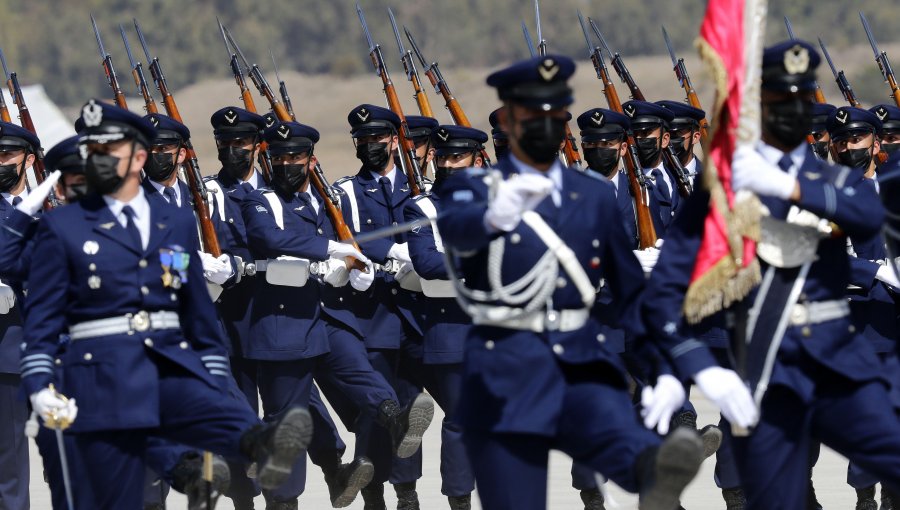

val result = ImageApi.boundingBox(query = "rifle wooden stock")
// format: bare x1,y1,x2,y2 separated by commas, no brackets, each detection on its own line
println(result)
101,57,128,109
561,124,581,168
596,66,657,249
409,73,434,118
376,56,423,196
814,87,826,105
0,96,10,123
133,68,159,114
889,74,900,108
425,71,492,165
7,75,55,209
684,87,709,141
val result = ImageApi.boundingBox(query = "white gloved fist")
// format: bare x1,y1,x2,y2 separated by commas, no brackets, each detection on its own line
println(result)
323,258,350,288
350,261,375,292
694,366,759,430
641,374,686,435
387,243,412,264
731,146,797,200
327,240,370,265
876,264,900,289
199,252,233,285
484,173,554,232
0,282,15,314
16,170,60,216
632,248,660,275
30,387,78,427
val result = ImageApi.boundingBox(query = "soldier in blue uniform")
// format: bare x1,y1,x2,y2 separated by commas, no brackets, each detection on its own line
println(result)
240,120,434,510
810,103,837,161
406,115,439,173
141,113,192,210
656,100,705,186
403,124,487,510
489,108,509,160
622,100,681,230
824,106,899,510
715,40,900,509
19,100,312,510
872,105,900,161
335,104,432,510
433,54,756,510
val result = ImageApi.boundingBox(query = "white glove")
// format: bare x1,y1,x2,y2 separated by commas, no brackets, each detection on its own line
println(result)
199,252,234,286
350,261,375,292
876,264,900,289
30,387,78,428
731,146,797,200
17,170,60,216
387,243,412,264
694,367,759,430
323,258,350,287
640,374,686,435
395,261,414,281
0,282,15,314
484,173,555,232
327,240,370,264
632,248,660,275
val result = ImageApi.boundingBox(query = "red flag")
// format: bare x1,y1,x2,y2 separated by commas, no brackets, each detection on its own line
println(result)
684,0,761,323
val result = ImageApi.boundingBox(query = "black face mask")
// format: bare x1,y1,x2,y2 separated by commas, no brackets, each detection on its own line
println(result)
763,98,813,149
669,135,695,166
145,149,178,182
272,163,309,196
64,183,90,202
0,161,23,193
635,137,662,167
837,146,874,170
882,143,900,157
433,153,473,188
218,146,254,180
356,142,391,170
811,141,830,160
515,116,567,164
86,152,127,195
583,147,620,177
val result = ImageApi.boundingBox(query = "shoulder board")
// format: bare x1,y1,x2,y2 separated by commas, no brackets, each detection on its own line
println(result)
202,175,218,183
334,176,357,185
411,193,432,203
258,187,275,194
466,167,486,177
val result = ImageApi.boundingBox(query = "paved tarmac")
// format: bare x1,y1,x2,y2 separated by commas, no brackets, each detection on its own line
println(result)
25,391,868,509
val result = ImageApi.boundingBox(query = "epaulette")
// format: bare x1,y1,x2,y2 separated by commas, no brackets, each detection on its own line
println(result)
411,193,431,203
334,176,356,185
202,175,218,184
466,167,487,177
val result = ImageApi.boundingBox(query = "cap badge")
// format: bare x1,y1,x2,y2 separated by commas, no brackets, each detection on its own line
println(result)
437,129,449,141
83,100,103,128
591,112,604,126
149,116,159,127
224,110,238,125
538,58,559,82
78,145,88,160
624,104,636,118
277,125,291,140
784,44,810,75
356,108,370,122
835,109,849,124
876,107,888,121
265,115,276,128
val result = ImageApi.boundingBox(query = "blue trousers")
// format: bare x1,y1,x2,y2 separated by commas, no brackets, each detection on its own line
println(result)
0,373,28,510
306,385,347,468
465,377,660,510
733,381,900,510
423,363,475,497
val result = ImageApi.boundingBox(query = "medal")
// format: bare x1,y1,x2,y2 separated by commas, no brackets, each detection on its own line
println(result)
172,251,189,283
160,250,174,287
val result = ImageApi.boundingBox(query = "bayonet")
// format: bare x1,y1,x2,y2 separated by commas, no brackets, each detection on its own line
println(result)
784,16,796,40
818,37,860,108
222,24,285,119
388,7,406,61
662,25,678,69
860,11,900,107
0,46,9,82
578,11,605,80
120,23,157,113
388,8,433,117
522,22,536,58
534,0,546,56
405,26,429,69
270,47,296,120
91,14,107,62
661,25,709,139
91,14,127,109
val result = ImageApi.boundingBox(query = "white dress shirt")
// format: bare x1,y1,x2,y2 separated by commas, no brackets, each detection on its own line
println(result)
757,141,806,178
104,187,151,250
369,166,399,193
149,178,182,207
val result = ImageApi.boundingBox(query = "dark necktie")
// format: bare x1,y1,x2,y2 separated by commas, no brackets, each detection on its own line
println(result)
241,182,254,195
163,186,177,206
122,205,143,251
297,192,313,214
11,196,21,207
778,154,793,173
651,168,671,202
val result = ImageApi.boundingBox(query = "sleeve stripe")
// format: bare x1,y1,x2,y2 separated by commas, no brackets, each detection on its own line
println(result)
209,370,230,377
670,339,705,358
21,354,53,362
21,367,54,378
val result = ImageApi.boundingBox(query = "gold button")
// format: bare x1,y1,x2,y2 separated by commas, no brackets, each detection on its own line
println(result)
89,263,97,271
144,338,154,347
179,341,189,349
83,353,93,361
801,327,812,337
139,259,148,268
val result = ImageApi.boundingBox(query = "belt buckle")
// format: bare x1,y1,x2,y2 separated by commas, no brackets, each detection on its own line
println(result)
790,304,809,325
545,310,560,332
131,311,151,332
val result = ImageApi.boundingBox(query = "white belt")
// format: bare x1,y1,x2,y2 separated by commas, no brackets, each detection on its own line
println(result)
470,306,589,333
789,300,850,326
69,311,181,340
254,259,327,276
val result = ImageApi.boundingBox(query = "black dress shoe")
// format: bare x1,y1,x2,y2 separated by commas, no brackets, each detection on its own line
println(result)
395,482,420,510
325,456,375,508
378,394,435,459
857,486,878,510
448,494,472,510
580,488,606,510
722,488,746,510
361,483,387,510
241,407,314,491
638,428,704,510
170,451,231,510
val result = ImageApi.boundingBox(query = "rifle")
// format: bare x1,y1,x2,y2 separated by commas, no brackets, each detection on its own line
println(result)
661,26,709,141
818,38,861,108
356,2,425,196
222,24,367,271
578,12,657,249
0,48,10,123
860,12,900,108
133,19,222,257
217,19,274,184
270,48,296,121
91,14,127,109
0,47,56,209
785,16,827,104
524,0,582,169
591,18,692,197
405,26,492,167
119,24,158,114
388,9,433,118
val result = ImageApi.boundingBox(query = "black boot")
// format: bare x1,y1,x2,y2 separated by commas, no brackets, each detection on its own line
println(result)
579,488,606,510
808,481,823,510
883,485,896,510
361,483,387,510
670,411,697,431
697,424,723,459
395,482,420,510
265,499,298,510
169,451,231,510
240,407,314,491
857,485,878,510
323,456,375,508
377,394,435,459
636,428,704,510
448,494,472,510
722,488,746,510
